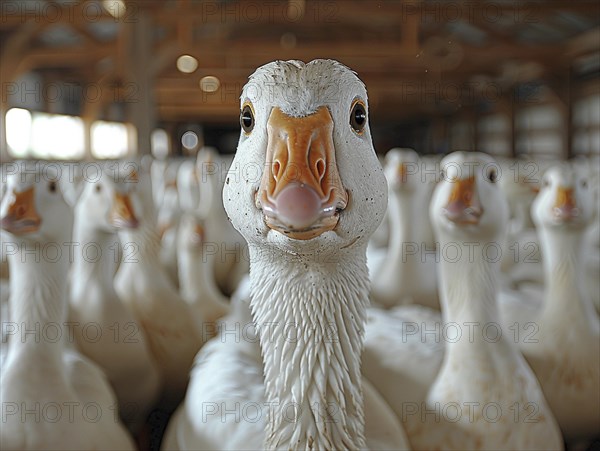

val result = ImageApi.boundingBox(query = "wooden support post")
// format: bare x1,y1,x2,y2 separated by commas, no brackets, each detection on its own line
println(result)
126,11,156,155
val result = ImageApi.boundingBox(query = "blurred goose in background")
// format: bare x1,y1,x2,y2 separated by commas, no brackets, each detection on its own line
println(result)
196,148,249,296
517,164,599,442
112,163,204,408
176,157,230,329
498,158,543,286
371,148,439,310
0,164,135,450
365,152,563,450
150,157,168,213
163,59,410,450
69,170,160,430
576,158,600,313
157,165,183,288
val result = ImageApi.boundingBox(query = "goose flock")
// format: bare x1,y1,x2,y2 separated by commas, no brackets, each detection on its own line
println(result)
0,59,599,451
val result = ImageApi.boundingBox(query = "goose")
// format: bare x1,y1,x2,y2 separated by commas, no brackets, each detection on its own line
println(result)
177,211,230,328
111,164,204,408
196,148,249,296
517,164,600,441
498,158,543,286
175,156,230,327
365,151,563,450
158,180,182,288
578,158,600,314
69,169,161,430
371,148,439,310
0,164,135,450
163,59,409,450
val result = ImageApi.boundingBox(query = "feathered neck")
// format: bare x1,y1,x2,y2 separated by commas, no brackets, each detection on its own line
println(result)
117,213,162,263
538,226,597,327
387,188,431,266
7,238,70,355
248,243,369,450
435,230,514,369
71,220,119,301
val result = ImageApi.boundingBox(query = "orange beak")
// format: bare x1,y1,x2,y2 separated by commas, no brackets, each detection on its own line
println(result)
0,187,42,235
443,176,483,225
256,106,348,240
190,222,205,245
553,186,578,221
397,163,408,183
110,192,139,229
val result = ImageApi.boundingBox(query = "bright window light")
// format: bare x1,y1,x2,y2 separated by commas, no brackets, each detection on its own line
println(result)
151,129,170,159
6,108,32,158
91,121,134,159
30,113,85,160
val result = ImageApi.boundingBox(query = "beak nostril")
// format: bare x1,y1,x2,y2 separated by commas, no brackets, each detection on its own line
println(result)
316,159,326,181
272,161,281,181
16,205,26,218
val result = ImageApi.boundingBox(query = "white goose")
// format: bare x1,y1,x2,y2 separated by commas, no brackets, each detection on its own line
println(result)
498,158,543,286
0,164,135,450
177,214,230,328
112,164,204,407
176,156,230,326
365,152,563,450
163,59,409,450
518,164,599,441
196,148,249,296
69,170,161,430
158,179,182,288
371,148,439,310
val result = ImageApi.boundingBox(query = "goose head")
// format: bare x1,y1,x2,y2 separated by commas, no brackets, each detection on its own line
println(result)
430,151,508,241
75,170,138,233
223,59,387,256
180,213,206,248
0,163,73,243
107,162,149,231
532,164,595,231
384,148,421,193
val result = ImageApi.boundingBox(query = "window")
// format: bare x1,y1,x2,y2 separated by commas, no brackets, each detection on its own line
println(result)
91,121,136,159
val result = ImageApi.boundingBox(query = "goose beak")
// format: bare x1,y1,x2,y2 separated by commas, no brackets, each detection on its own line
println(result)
553,186,579,221
257,106,348,240
397,163,408,183
443,176,483,225
190,223,204,245
110,192,139,229
0,187,42,235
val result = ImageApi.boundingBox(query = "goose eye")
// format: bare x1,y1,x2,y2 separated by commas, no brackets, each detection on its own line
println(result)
350,100,367,134
48,181,57,193
95,184,102,193
542,178,550,187
487,168,497,183
240,104,254,134
581,179,588,188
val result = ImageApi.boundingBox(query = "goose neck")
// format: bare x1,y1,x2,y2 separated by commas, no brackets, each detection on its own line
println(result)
539,227,595,321
71,222,119,299
249,243,369,450
7,242,69,353
436,235,506,337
